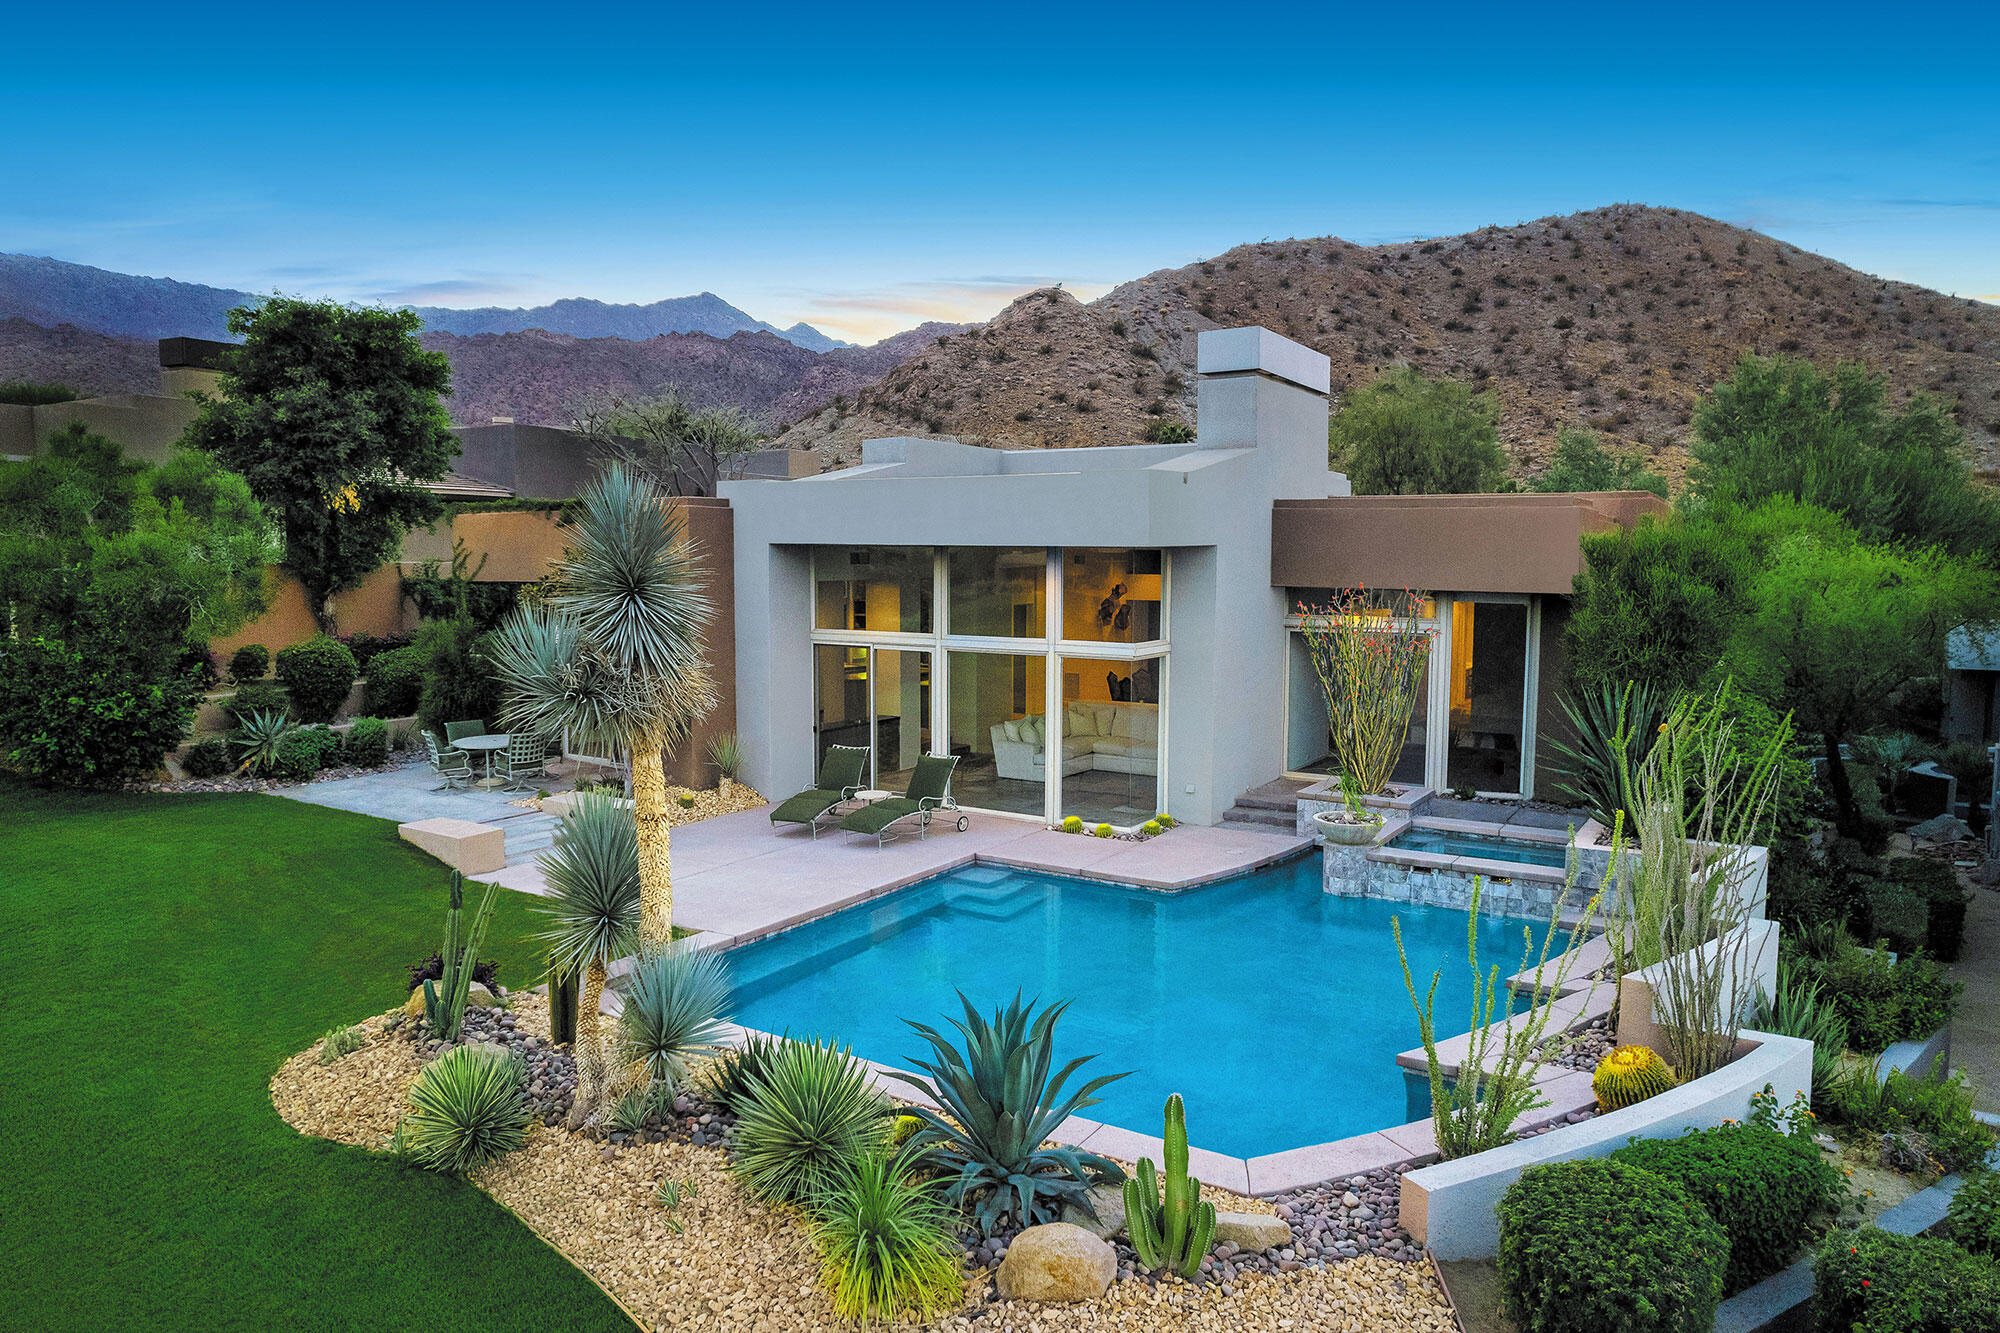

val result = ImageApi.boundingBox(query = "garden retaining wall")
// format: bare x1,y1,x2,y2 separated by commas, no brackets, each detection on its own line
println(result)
1400,1029,1814,1260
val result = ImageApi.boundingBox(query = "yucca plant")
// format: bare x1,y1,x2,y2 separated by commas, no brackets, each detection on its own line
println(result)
617,943,733,1089
700,1030,794,1113
399,1043,531,1173
490,465,719,952
230,708,297,776
730,1038,892,1205
706,731,742,781
814,1147,965,1323
893,992,1129,1235
1547,678,1673,829
1748,966,1850,1103
539,790,640,1123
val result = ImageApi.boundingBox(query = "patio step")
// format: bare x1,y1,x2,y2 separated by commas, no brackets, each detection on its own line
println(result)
1219,779,1307,833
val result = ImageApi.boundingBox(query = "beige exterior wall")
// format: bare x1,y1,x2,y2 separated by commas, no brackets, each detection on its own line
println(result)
28,395,201,465
209,562,419,659
0,403,33,458
158,366,223,399
452,509,567,583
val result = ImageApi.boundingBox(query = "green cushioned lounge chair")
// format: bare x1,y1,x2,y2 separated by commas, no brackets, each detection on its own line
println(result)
769,744,870,838
838,754,966,847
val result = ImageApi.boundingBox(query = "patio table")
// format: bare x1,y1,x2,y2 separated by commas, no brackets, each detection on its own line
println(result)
454,734,510,788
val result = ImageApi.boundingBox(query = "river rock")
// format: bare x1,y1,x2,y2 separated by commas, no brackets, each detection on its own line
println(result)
996,1223,1116,1302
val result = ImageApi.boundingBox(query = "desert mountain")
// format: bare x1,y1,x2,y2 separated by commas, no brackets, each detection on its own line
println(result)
0,253,844,351
775,206,2000,482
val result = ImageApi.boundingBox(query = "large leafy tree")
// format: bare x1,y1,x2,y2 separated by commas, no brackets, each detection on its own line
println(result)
1690,353,2000,563
572,388,764,498
1728,517,1997,839
1531,427,1668,499
1329,365,1506,495
182,299,457,628
489,465,717,950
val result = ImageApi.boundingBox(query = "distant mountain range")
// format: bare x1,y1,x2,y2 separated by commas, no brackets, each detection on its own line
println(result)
0,253,848,350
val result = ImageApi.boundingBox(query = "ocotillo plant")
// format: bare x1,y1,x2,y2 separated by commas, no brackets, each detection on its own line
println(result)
422,871,499,1042
1123,1093,1216,1279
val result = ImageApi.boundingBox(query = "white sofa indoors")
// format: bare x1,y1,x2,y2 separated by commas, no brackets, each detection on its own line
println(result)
989,701,1159,782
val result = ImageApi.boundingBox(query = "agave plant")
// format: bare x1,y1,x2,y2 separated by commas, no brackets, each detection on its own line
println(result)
539,789,640,1122
1748,965,1850,1103
815,1147,965,1323
398,1043,531,1173
699,1029,794,1114
1548,679,1674,828
617,943,733,1089
893,992,1129,1235
729,1038,892,1205
230,709,297,776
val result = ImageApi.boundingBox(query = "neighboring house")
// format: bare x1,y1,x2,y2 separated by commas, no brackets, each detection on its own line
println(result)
1945,624,2000,748
718,327,1666,828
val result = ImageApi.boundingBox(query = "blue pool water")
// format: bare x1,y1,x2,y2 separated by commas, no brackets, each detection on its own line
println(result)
1388,826,1568,868
725,855,1535,1158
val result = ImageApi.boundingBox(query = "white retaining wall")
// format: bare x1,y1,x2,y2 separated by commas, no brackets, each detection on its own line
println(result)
1400,1029,1813,1260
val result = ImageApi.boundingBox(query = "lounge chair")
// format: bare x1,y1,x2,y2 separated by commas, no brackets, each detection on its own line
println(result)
423,729,473,791
493,733,549,790
444,719,487,749
769,745,869,838
837,754,966,846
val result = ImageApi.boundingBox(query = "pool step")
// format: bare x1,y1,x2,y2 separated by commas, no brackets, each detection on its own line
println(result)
1219,779,1307,834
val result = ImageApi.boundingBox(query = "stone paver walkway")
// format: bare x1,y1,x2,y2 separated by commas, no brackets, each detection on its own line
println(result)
1950,878,2000,1114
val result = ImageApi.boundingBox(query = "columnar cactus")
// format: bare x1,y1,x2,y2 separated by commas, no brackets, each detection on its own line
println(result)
1124,1093,1217,1279
1592,1044,1679,1111
422,871,498,1042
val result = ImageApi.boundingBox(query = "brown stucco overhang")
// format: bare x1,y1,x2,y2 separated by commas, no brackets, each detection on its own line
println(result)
1270,491,1668,596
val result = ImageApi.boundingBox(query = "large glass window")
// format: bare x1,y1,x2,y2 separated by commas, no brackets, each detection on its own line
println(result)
813,644,871,776
1445,600,1528,795
872,650,931,792
814,546,933,633
947,547,1045,637
1062,549,1163,643
1058,655,1162,825
947,650,1047,818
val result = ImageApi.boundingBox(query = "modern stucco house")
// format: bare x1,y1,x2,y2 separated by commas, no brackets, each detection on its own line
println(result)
720,327,1664,829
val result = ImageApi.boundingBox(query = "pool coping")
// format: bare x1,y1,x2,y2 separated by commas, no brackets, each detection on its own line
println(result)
1364,815,1601,886
694,871,1611,1198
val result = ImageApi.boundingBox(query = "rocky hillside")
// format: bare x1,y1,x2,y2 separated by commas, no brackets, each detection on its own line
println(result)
776,206,2000,482
0,253,843,350
0,319,159,396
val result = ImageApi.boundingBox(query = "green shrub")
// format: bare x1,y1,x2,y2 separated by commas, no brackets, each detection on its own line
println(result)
224,680,289,726
1142,418,1195,443
413,620,500,737
814,1149,965,1323
364,644,427,717
1612,1121,1846,1291
1813,1228,2000,1333
1885,858,1971,964
274,636,358,723
318,1024,367,1065
227,643,270,684
181,736,236,778
336,631,414,673
616,945,733,1088
397,1043,530,1173
1791,936,1960,1053
274,725,342,781
343,716,390,768
896,993,1128,1235
0,637,200,789
1949,1170,2000,1259
700,1031,794,1114
730,1038,891,1205
1497,1158,1727,1333
1824,1062,1995,1173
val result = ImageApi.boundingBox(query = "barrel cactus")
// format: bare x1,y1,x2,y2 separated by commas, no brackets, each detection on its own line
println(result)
1124,1093,1217,1279
1592,1044,1678,1111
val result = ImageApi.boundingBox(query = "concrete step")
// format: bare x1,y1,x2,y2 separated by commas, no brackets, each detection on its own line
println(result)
1232,792,1298,812
1220,815,1301,837
1221,805,1295,827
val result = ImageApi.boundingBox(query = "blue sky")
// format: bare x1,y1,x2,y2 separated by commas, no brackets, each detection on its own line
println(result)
5,1,1996,343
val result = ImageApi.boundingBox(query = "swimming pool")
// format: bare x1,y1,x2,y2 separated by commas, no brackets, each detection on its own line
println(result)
1387,826,1568,868
725,854,1533,1158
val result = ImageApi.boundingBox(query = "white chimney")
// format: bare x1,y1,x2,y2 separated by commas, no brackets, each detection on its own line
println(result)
1193,326,1333,497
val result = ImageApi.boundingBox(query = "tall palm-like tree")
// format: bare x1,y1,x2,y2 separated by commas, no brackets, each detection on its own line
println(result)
539,790,640,1121
490,465,718,949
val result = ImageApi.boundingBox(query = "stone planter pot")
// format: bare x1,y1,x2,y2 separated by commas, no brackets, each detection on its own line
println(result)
1313,811,1384,846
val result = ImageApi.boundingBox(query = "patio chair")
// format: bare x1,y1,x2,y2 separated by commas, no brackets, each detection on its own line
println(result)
444,719,487,749
837,754,966,847
768,744,869,838
423,729,474,791
493,733,549,790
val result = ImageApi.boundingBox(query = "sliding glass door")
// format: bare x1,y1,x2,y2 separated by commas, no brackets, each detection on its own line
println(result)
813,643,932,793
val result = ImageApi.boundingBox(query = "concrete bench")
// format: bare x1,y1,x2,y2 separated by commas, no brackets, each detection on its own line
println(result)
398,817,505,875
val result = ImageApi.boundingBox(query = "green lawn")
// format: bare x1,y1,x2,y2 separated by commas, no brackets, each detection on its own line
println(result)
0,784,632,1332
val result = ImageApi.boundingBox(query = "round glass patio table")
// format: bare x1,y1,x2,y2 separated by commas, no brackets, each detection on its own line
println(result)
454,734,509,787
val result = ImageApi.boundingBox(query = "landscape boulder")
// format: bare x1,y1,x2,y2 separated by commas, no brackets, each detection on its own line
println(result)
996,1223,1116,1302
1213,1210,1292,1252
1058,1184,1127,1240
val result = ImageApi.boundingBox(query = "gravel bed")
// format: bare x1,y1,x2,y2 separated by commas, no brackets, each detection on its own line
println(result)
149,752,425,795
1536,1013,1613,1071
273,1006,1460,1331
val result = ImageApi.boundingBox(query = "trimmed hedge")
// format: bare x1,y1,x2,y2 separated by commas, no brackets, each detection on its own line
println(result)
344,716,390,768
227,643,270,684
182,737,236,778
224,680,288,726
275,637,359,724
365,644,427,717
1612,1123,1846,1292
273,726,342,781
1884,858,1971,964
1813,1228,2000,1332
1791,944,1959,1054
336,631,415,674
1497,1158,1727,1333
